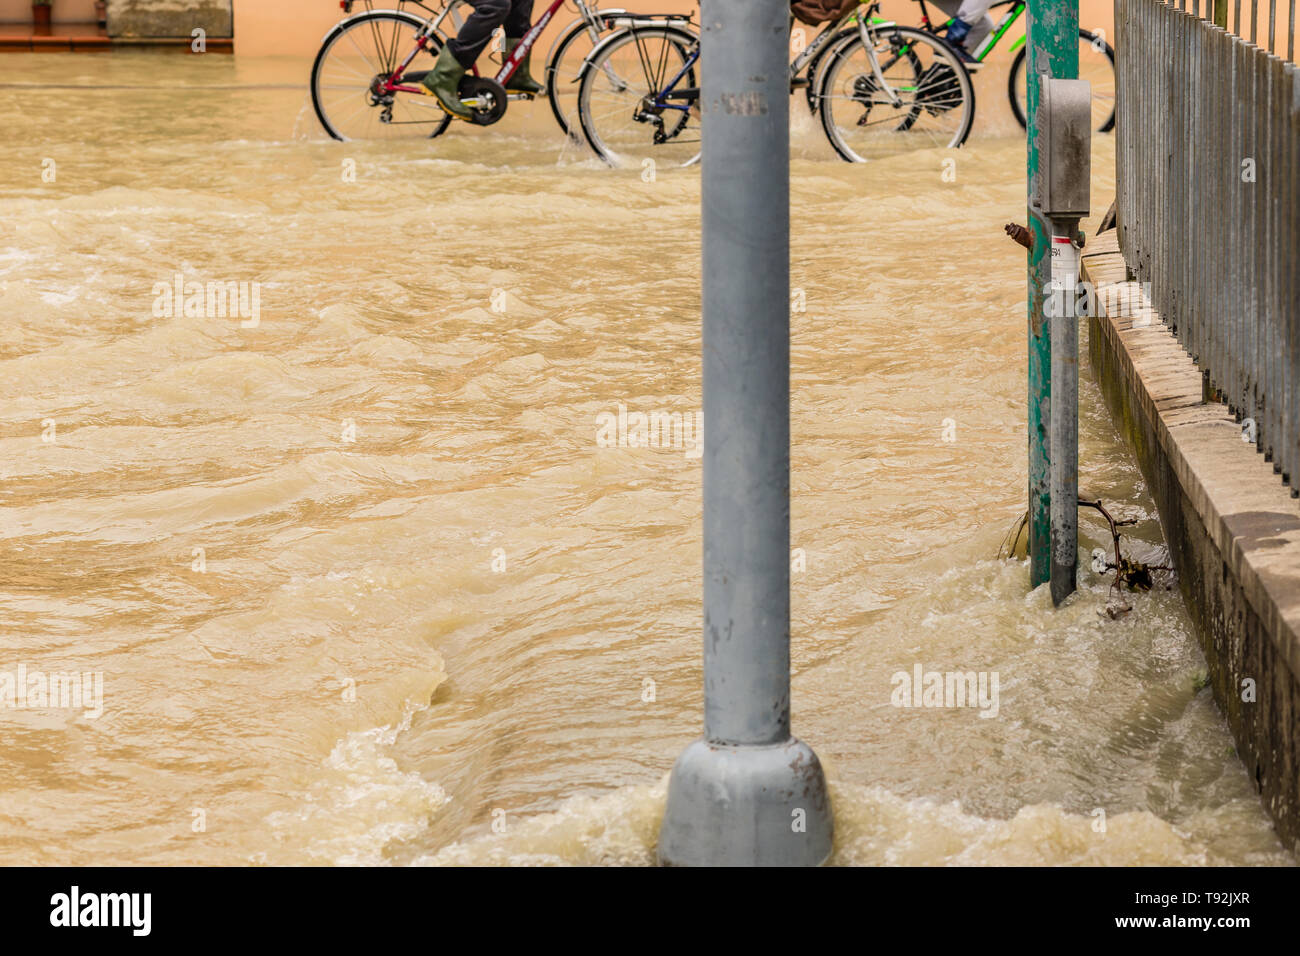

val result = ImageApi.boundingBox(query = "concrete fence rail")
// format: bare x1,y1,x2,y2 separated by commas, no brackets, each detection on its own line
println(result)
1115,0,1299,497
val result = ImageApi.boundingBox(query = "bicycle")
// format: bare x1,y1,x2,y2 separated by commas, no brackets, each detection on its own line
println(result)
911,0,1117,132
576,2,976,166
310,0,662,141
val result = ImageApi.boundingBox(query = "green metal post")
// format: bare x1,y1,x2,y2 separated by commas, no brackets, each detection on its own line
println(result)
1213,0,1229,28
1026,0,1079,588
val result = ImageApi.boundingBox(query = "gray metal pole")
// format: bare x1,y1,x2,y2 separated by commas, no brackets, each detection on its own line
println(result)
657,0,832,867
1035,75,1090,607
1049,222,1081,606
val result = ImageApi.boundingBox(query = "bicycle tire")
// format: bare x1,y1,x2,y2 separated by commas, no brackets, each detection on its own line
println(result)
311,9,452,142
1008,28,1116,133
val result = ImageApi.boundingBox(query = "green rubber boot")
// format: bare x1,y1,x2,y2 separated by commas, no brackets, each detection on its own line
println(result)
503,38,543,95
422,44,472,120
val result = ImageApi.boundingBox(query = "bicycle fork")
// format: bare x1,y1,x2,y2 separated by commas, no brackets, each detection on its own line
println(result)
856,5,903,109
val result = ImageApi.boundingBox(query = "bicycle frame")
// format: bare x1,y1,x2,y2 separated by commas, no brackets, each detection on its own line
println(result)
914,0,1028,61
362,0,576,96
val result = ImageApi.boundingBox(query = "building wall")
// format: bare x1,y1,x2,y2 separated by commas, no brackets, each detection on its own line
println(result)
109,0,233,37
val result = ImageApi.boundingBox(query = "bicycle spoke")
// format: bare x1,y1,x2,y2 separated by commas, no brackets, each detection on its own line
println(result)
343,29,384,80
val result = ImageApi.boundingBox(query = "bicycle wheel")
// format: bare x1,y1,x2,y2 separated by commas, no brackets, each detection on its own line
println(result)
1009,29,1116,133
546,13,621,139
577,24,700,168
311,9,452,142
818,25,975,162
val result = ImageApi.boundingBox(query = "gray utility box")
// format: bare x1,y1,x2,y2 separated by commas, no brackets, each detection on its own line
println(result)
1033,77,1092,219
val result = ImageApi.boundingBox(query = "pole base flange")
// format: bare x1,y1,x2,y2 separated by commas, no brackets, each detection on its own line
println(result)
657,736,833,867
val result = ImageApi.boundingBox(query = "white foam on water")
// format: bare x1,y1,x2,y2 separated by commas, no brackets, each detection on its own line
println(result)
414,779,1296,867
260,699,449,867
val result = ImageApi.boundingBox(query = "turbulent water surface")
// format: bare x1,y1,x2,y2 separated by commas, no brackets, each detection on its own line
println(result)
0,52,1290,866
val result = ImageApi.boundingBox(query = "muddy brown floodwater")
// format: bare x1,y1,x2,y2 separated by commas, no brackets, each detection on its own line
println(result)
0,52,1291,865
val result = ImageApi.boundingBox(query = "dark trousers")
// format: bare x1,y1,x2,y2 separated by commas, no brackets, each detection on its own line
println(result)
446,0,535,69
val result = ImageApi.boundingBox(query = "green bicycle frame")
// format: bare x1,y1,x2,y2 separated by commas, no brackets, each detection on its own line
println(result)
920,0,1029,61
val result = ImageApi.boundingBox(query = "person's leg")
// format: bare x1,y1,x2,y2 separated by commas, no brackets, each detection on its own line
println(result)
422,0,511,119
954,0,995,50
446,0,512,68
934,0,993,60
501,0,542,94
502,0,535,40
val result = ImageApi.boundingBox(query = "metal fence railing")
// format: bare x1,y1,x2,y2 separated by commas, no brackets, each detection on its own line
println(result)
1116,0,1300,496
1170,0,1298,60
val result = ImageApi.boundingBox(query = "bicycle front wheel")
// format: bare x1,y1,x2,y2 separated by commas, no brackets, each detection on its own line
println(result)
1009,29,1116,133
577,24,701,168
818,25,975,162
311,9,452,142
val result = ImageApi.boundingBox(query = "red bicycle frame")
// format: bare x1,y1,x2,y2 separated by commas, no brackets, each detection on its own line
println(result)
379,0,571,96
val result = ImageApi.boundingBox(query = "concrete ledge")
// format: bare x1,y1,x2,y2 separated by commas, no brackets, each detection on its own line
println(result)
1082,229,1300,851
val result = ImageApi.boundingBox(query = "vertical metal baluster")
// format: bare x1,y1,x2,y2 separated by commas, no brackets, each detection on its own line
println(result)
1232,38,1244,415
1196,21,1206,377
1255,42,1265,453
1251,43,1262,434
1264,51,1276,464
1284,63,1294,494
1268,55,1279,468
1219,26,1230,400
1194,15,1202,367
1166,1,1173,334
1237,39,1248,421
1242,40,1252,427
1185,10,1195,358
1217,26,1226,404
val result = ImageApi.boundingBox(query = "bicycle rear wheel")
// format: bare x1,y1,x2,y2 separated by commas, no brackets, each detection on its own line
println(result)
1009,29,1116,133
818,25,975,162
311,9,452,142
577,24,700,168
547,14,617,139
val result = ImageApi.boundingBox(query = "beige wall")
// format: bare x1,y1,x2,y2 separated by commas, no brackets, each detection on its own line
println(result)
232,0,1117,58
